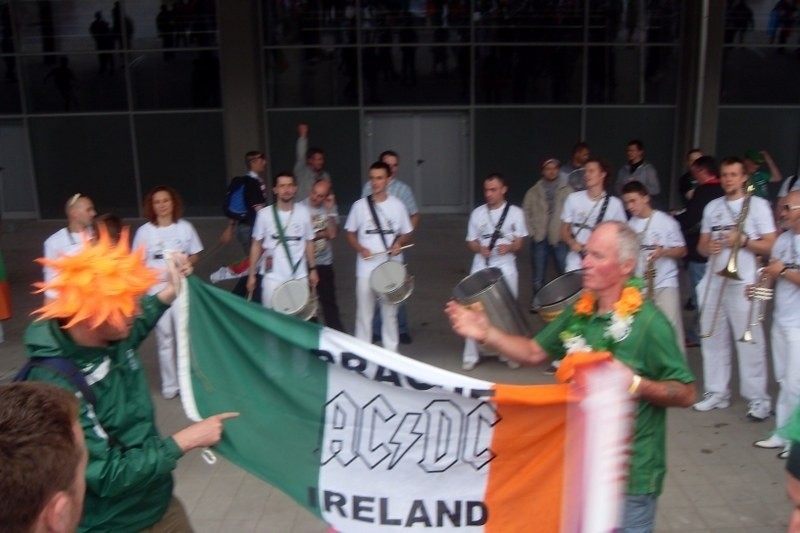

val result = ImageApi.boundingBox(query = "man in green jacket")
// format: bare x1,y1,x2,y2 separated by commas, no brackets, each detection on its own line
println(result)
23,226,238,532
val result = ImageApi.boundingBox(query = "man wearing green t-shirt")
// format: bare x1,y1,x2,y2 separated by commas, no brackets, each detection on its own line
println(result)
446,221,695,532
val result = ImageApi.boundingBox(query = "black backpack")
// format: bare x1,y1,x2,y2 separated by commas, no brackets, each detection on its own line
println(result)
223,176,248,222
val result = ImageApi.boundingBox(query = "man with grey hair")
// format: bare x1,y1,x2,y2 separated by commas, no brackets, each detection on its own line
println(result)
446,220,695,531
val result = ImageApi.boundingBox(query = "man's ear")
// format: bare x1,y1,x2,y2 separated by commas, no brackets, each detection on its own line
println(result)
39,491,71,533
621,258,636,279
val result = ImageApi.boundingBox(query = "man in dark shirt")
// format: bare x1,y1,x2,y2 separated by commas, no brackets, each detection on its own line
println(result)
675,155,724,345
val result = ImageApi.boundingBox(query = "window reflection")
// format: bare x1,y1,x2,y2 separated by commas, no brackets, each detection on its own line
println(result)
475,0,584,43
586,45,676,104
23,53,127,112
475,45,581,104
265,47,357,107
130,50,220,110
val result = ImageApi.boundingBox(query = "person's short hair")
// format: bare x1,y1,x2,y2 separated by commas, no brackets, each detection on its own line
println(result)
485,172,507,187
143,185,183,224
572,141,590,154
0,382,81,532
273,171,296,185
621,180,649,197
244,151,264,167
720,155,746,170
369,161,391,175
306,147,324,160
596,221,639,265
93,213,125,245
627,139,644,151
379,150,399,162
691,155,718,177
687,147,703,157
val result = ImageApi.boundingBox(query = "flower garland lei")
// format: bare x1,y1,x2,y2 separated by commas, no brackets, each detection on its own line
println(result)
559,278,644,354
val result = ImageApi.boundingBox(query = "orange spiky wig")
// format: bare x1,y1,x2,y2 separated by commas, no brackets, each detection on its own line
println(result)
33,226,159,330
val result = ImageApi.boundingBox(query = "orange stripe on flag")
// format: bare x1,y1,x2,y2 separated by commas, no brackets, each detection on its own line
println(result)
485,384,570,533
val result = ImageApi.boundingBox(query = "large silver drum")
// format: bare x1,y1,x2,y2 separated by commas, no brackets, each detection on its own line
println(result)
452,267,533,337
532,270,584,323
272,280,318,321
370,261,414,305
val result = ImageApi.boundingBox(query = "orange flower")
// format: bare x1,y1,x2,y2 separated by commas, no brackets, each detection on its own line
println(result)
614,286,643,317
574,291,596,315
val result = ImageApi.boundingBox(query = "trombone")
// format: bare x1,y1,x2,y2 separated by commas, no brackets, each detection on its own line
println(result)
739,267,773,344
698,185,755,338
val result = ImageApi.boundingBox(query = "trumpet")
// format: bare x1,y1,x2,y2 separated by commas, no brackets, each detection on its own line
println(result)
739,268,773,344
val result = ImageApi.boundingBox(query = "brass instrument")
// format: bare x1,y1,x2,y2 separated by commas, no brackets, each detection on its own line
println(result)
644,253,656,300
699,184,755,338
718,184,756,280
739,267,773,344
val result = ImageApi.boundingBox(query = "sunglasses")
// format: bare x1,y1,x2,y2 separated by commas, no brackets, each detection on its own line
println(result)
783,204,800,212
67,193,82,207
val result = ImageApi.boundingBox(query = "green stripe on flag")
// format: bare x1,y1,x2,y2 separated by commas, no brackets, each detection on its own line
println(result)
186,277,328,516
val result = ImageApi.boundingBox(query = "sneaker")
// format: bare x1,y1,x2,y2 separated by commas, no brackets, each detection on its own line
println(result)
542,363,558,376
462,360,478,371
753,435,786,449
747,400,771,421
779,447,791,459
692,392,730,412
506,360,521,369
162,390,179,400
399,333,412,345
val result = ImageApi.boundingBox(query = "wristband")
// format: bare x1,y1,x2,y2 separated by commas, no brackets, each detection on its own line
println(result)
780,266,789,277
309,266,317,271
628,375,642,396
742,236,749,248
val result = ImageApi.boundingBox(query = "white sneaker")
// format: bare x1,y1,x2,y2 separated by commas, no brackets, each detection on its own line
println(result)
462,360,477,371
693,392,730,412
779,446,791,459
505,360,521,369
747,400,771,421
753,435,786,449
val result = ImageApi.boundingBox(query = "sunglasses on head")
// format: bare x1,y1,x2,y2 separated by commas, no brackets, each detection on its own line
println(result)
783,204,800,212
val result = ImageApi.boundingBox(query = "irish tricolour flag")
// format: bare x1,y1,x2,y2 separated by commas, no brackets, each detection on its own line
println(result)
175,277,633,532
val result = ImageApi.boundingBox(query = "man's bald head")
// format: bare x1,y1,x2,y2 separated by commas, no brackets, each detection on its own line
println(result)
308,179,332,208
65,195,96,230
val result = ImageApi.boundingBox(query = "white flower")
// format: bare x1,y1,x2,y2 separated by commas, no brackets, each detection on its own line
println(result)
606,314,633,342
563,335,590,354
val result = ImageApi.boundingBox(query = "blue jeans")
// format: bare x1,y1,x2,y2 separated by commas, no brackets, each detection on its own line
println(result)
686,260,708,343
372,303,409,337
530,240,568,293
618,493,657,532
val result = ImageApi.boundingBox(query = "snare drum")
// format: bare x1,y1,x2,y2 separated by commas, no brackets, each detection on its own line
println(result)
272,279,318,321
369,261,414,305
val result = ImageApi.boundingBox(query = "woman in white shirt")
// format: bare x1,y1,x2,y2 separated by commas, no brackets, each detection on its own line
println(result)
133,186,203,399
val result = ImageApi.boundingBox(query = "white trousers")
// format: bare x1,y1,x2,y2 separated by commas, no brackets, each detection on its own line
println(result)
463,271,519,365
699,278,770,403
652,286,686,359
355,276,399,352
155,306,178,396
772,323,800,431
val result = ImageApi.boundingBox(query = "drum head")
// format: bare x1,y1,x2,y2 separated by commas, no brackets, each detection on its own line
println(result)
273,280,310,315
369,261,407,294
532,270,584,320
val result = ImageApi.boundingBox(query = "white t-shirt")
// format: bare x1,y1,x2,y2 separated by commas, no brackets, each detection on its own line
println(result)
771,230,800,326
627,210,685,289
299,198,339,266
43,227,93,297
465,202,528,276
132,220,203,294
252,203,315,282
700,195,776,284
344,195,412,278
561,191,627,271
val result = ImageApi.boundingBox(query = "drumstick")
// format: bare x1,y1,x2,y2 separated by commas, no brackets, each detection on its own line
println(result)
365,244,415,260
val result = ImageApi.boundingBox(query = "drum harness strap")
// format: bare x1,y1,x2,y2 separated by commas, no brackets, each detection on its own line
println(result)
485,202,511,266
272,204,303,277
367,195,396,253
571,193,611,255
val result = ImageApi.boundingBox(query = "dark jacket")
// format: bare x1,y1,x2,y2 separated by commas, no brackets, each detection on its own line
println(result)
676,179,724,263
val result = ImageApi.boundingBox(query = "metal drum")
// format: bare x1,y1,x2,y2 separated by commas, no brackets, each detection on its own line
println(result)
452,267,532,337
272,280,318,321
532,270,584,322
369,261,414,305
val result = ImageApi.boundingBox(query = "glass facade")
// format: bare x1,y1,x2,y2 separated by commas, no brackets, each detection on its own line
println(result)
2,1,799,217
0,0,223,218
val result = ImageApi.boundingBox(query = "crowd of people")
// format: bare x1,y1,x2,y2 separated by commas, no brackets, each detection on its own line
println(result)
4,125,800,532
